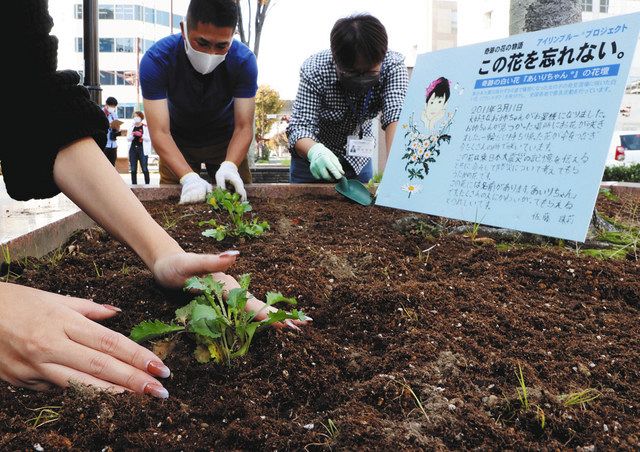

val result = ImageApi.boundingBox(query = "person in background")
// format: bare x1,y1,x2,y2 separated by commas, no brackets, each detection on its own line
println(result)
141,0,257,204
127,111,151,185
103,96,120,166
287,14,409,183
1,0,308,399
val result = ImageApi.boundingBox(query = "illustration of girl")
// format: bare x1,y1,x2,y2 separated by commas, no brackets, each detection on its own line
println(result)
422,77,455,134
401,76,457,185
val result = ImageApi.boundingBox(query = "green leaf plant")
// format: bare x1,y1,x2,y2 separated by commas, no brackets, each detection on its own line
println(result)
199,188,270,241
130,274,306,366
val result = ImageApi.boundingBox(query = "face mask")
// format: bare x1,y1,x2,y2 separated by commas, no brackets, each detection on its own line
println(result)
182,21,226,75
339,73,380,93
107,107,116,113
134,117,142,124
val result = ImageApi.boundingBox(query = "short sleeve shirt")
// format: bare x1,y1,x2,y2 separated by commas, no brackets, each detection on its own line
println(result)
140,34,258,147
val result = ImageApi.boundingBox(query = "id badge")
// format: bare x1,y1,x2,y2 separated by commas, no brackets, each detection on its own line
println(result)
346,135,376,158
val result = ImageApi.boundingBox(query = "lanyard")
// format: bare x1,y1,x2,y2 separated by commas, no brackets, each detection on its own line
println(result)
345,88,373,139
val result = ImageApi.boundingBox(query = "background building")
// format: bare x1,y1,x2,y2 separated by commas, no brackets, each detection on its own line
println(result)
50,0,188,119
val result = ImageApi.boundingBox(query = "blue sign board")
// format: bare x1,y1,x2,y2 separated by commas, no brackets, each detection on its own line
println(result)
376,13,640,241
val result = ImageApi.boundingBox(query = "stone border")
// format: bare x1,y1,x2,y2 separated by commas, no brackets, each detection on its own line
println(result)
4,184,339,259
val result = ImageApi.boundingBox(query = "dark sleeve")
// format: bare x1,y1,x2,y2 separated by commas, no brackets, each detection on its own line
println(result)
1,0,108,201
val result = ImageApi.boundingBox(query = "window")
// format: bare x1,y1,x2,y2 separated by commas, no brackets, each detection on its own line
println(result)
99,4,114,19
74,4,82,19
144,7,155,24
156,10,170,26
142,39,156,52
113,71,137,86
484,11,492,28
134,5,143,20
115,38,134,52
582,0,593,12
117,105,135,119
620,134,640,150
599,0,609,13
115,4,135,20
99,38,114,52
100,70,115,85
173,14,183,29
75,37,83,53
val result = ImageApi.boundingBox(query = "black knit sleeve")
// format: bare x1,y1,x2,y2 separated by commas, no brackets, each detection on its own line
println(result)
1,0,108,201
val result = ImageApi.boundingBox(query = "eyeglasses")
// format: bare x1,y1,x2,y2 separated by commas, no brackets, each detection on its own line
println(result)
336,67,381,78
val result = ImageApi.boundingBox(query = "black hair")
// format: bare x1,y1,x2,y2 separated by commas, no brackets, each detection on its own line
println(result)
330,14,388,70
105,96,118,106
187,0,238,29
426,77,450,103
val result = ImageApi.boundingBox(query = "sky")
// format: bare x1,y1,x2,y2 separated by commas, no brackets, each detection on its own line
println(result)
253,0,430,99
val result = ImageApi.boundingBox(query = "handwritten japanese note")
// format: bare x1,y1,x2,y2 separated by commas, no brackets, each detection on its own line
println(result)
376,13,640,241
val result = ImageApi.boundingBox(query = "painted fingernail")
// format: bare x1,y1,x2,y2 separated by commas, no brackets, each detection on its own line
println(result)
147,361,171,378
102,304,122,312
303,315,314,321
220,250,240,257
144,382,169,399
285,319,302,331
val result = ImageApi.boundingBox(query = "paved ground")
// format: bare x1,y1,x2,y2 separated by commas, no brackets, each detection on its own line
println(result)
0,173,160,245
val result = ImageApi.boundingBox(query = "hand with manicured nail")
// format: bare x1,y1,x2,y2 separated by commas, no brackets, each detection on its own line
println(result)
0,283,171,397
151,250,239,289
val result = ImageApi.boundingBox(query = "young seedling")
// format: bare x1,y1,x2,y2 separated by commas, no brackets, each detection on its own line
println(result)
92,261,104,278
559,388,601,409
130,273,306,366
514,364,545,430
321,419,339,441
391,379,429,421
200,188,270,241
26,405,62,428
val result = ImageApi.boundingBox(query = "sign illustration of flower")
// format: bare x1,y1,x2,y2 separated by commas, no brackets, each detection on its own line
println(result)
401,183,423,198
401,112,452,182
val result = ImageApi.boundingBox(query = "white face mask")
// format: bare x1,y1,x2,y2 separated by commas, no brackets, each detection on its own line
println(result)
134,117,142,124
182,21,226,75
107,107,116,113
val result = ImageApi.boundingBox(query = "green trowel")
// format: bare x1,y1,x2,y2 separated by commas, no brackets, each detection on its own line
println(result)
335,177,375,206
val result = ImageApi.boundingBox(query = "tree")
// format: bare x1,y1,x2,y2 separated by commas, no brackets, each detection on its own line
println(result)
509,0,619,240
235,0,275,58
510,0,582,35
254,85,284,161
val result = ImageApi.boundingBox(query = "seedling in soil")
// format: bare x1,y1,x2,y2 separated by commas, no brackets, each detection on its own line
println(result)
130,273,306,366
93,261,103,278
514,364,546,430
200,188,270,241
1,244,12,281
46,246,67,267
599,188,619,202
161,211,196,230
26,405,62,428
559,388,601,409
393,380,429,421
321,419,339,441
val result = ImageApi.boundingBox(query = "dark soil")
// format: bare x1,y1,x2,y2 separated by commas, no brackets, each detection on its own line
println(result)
1,192,639,450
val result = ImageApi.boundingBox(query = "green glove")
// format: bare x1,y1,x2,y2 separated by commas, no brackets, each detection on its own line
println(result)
307,143,345,181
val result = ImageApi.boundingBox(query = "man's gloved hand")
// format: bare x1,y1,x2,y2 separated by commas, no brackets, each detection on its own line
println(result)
215,161,247,201
307,143,345,181
179,172,212,204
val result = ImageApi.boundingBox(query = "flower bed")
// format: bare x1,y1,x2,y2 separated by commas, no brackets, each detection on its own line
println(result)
1,188,639,450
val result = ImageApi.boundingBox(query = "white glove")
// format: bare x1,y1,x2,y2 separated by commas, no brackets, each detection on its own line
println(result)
215,161,247,201
179,172,212,204
307,143,345,181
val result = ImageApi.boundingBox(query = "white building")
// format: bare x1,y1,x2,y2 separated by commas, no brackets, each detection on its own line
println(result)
50,0,189,119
